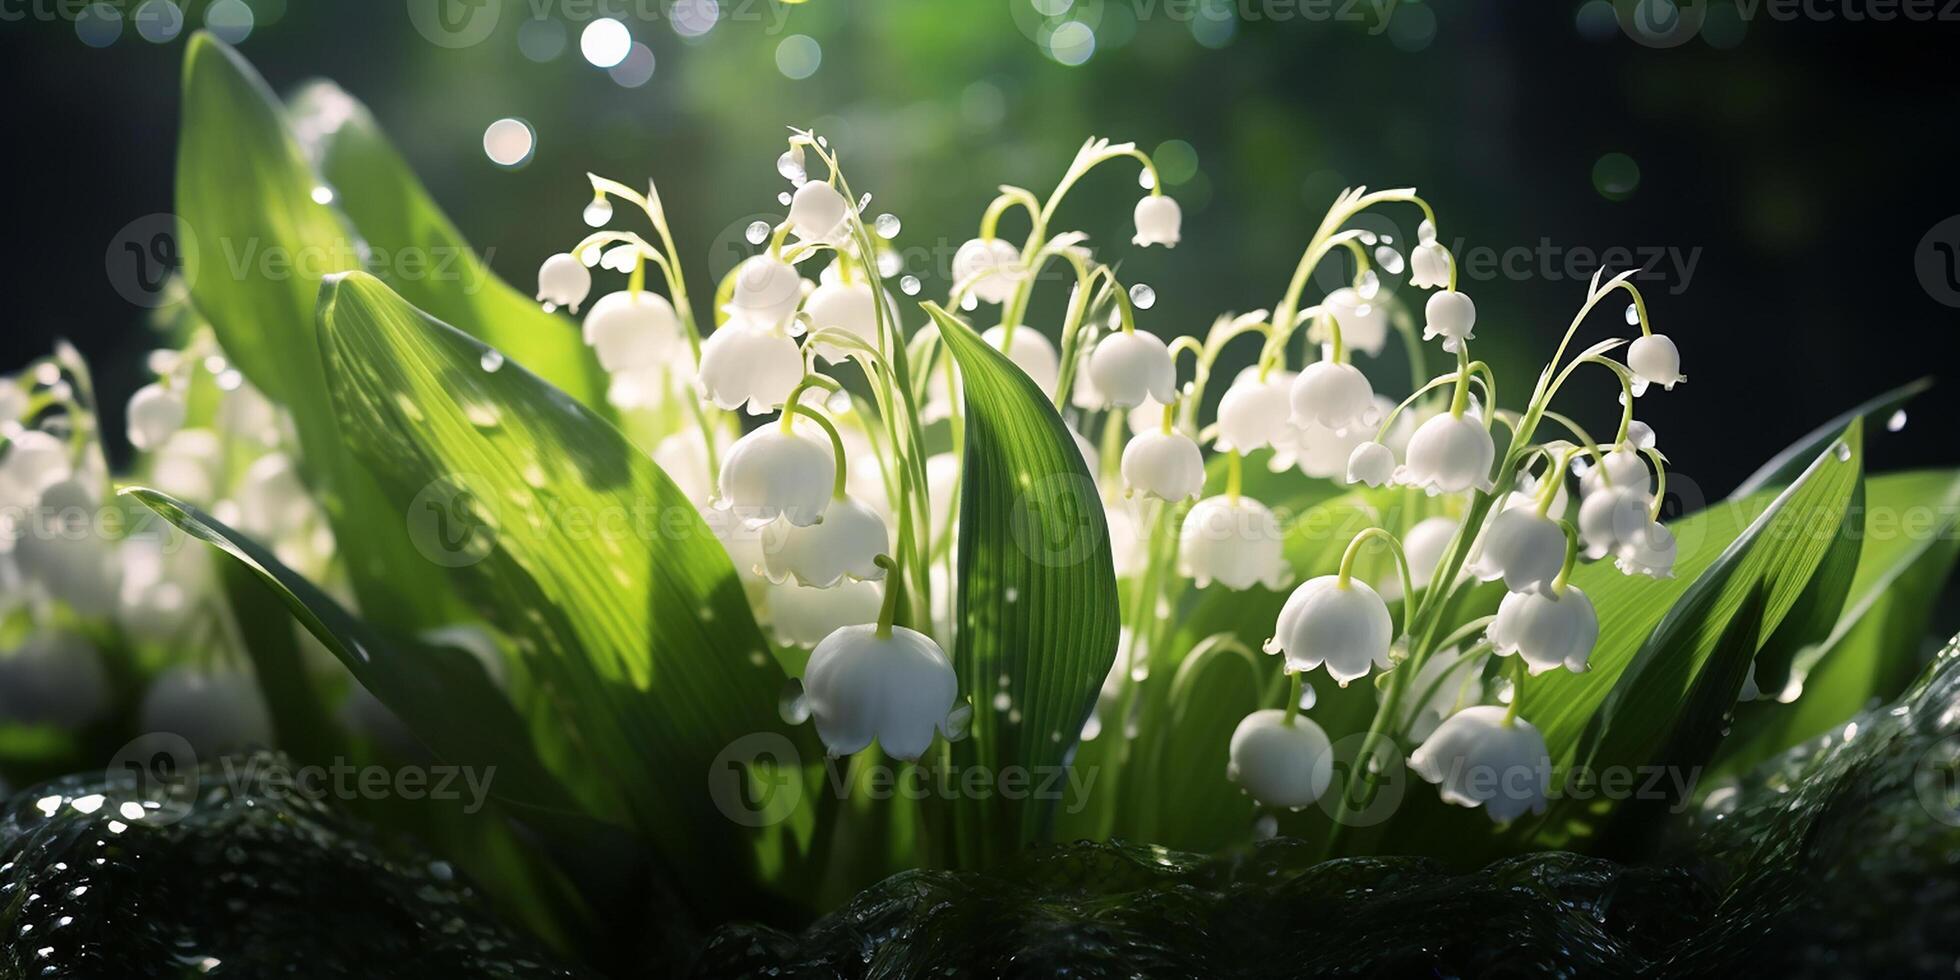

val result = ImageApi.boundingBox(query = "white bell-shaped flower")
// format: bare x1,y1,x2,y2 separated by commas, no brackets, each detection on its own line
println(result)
0,429,73,502
1291,398,1391,479
953,237,1024,304
16,478,118,614
1422,290,1476,352
1627,334,1685,395
118,532,210,641
235,453,316,541
1401,645,1484,742
725,255,805,330
1614,519,1677,578
149,429,224,504
1626,420,1657,451
1410,705,1551,823
1489,585,1597,676
802,624,960,761
1577,446,1651,498
1509,471,1572,521
1576,485,1650,560
805,279,891,364
583,291,682,373
761,494,889,588
0,378,25,425
1409,240,1453,290
1289,361,1378,435
1345,441,1396,487
0,631,109,728
535,252,593,313
1466,507,1567,595
696,321,803,415
980,325,1060,394
126,383,187,451
1215,368,1294,454
139,664,274,757
1226,709,1333,808
1104,497,1149,579
768,580,880,647
1396,413,1495,494
788,180,849,243
1264,575,1394,686
1087,330,1177,408
1320,287,1390,358
1401,515,1461,595
1120,429,1204,502
1179,495,1291,590
1132,194,1181,247
716,426,835,527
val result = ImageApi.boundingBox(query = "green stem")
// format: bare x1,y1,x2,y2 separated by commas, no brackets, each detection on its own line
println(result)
873,554,902,638
1283,672,1304,727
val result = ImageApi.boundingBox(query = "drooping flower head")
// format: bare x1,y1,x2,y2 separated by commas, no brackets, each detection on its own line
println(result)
1179,495,1292,591
1121,428,1205,502
1627,333,1686,395
1409,705,1551,823
1265,574,1394,685
696,321,803,415
1289,360,1379,435
1422,290,1476,352
802,624,960,761
1132,194,1181,247
1087,329,1177,409
1489,585,1598,675
583,290,682,373
1227,709,1332,808
1396,413,1495,495
716,426,834,527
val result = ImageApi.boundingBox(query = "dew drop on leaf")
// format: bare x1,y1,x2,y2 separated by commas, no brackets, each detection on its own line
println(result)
582,198,613,228
874,213,901,238
1128,283,1155,309
479,350,505,373
745,220,770,245
1833,440,1851,462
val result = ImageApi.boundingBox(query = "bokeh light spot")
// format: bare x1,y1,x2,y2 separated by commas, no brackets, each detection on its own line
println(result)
1047,20,1095,66
1386,2,1435,52
1190,0,1236,49
609,42,656,88
581,18,633,68
1153,140,1198,186
1593,152,1640,201
76,3,122,47
203,0,254,44
483,118,537,168
132,0,183,44
672,0,719,38
776,35,822,80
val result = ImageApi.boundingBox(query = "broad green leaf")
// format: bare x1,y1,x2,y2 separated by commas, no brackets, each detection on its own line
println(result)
315,272,810,898
1529,424,1863,847
176,34,455,631
929,304,1121,864
285,81,612,416
1731,376,1927,496
1708,469,1960,778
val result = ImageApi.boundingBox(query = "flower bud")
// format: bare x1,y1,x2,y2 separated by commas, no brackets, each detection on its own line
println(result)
1289,361,1378,435
761,494,889,588
1422,290,1476,352
583,291,682,373
696,321,803,415
803,624,960,761
1409,240,1453,289
1409,705,1551,823
953,237,1024,304
1179,495,1291,591
1120,429,1204,502
1489,585,1597,676
1466,507,1567,595
1627,334,1685,395
1132,194,1181,247
788,180,849,243
1265,574,1394,685
1576,446,1651,498
536,252,593,313
1227,709,1333,808
126,383,186,451
1397,413,1495,495
716,427,835,527
1088,330,1177,408
1345,441,1396,487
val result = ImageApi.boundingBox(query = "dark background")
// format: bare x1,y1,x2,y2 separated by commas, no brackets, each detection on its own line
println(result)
2,0,1956,502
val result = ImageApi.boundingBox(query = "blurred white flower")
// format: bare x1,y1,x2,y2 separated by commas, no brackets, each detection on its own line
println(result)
1399,645,1484,742
536,252,593,313
126,383,187,451
1614,519,1677,578
953,237,1024,304
768,579,881,648
582,290,682,373
1215,367,1294,454
1319,287,1389,358
0,631,109,728
724,255,805,330
761,494,888,588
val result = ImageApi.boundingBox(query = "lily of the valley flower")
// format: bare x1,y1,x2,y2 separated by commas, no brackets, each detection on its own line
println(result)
126,382,186,451
1489,585,1597,675
803,622,961,761
1409,237,1453,290
696,321,803,415
536,252,594,313
1289,361,1379,435
1,429,73,501
1215,367,1295,454
1132,194,1181,247
981,325,1060,394
1265,574,1394,685
761,494,889,588
1087,329,1177,408
716,426,834,527
1409,705,1552,823
1467,507,1567,595
1399,516,1461,596
1627,334,1686,395
583,291,682,373
1576,484,1650,560
1179,495,1291,590
1121,428,1205,502
788,180,849,243
726,255,806,330
1226,709,1333,808
805,277,889,364
1345,441,1396,487
1320,287,1389,358
1397,413,1495,494
1400,645,1484,742
1614,519,1677,578
768,579,881,648
1576,446,1651,498
953,237,1025,304
1421,290,1476,352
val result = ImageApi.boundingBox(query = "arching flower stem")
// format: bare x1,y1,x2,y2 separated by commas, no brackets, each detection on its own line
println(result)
1335,528,1415,634
1502,655,1527,727
1283,672,1305,728
872,554,902,639
1551,521,1580,595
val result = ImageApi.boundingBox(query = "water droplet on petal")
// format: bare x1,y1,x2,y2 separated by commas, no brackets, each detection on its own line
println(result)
899,275,921,296
1129,283,1156,309
1374,246,1405,275
480,350,505,373
465,402,501,429
875,213,901,238
776,150,807,183
1887,408,1908,432
745,220,770,245
582,198,614,227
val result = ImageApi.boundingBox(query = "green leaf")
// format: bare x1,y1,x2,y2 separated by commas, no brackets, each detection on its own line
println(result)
1708,469,1960,778
1731,376,1928,496
175,34,457,632
315,271,810,895
285,81,613,416
928,304,1121,864
1529,423,1864,848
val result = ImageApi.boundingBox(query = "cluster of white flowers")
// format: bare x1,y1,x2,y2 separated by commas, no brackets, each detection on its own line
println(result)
539,134,1689,826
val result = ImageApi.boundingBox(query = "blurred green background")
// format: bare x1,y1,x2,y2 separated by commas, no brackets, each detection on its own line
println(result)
2,0,1957,502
